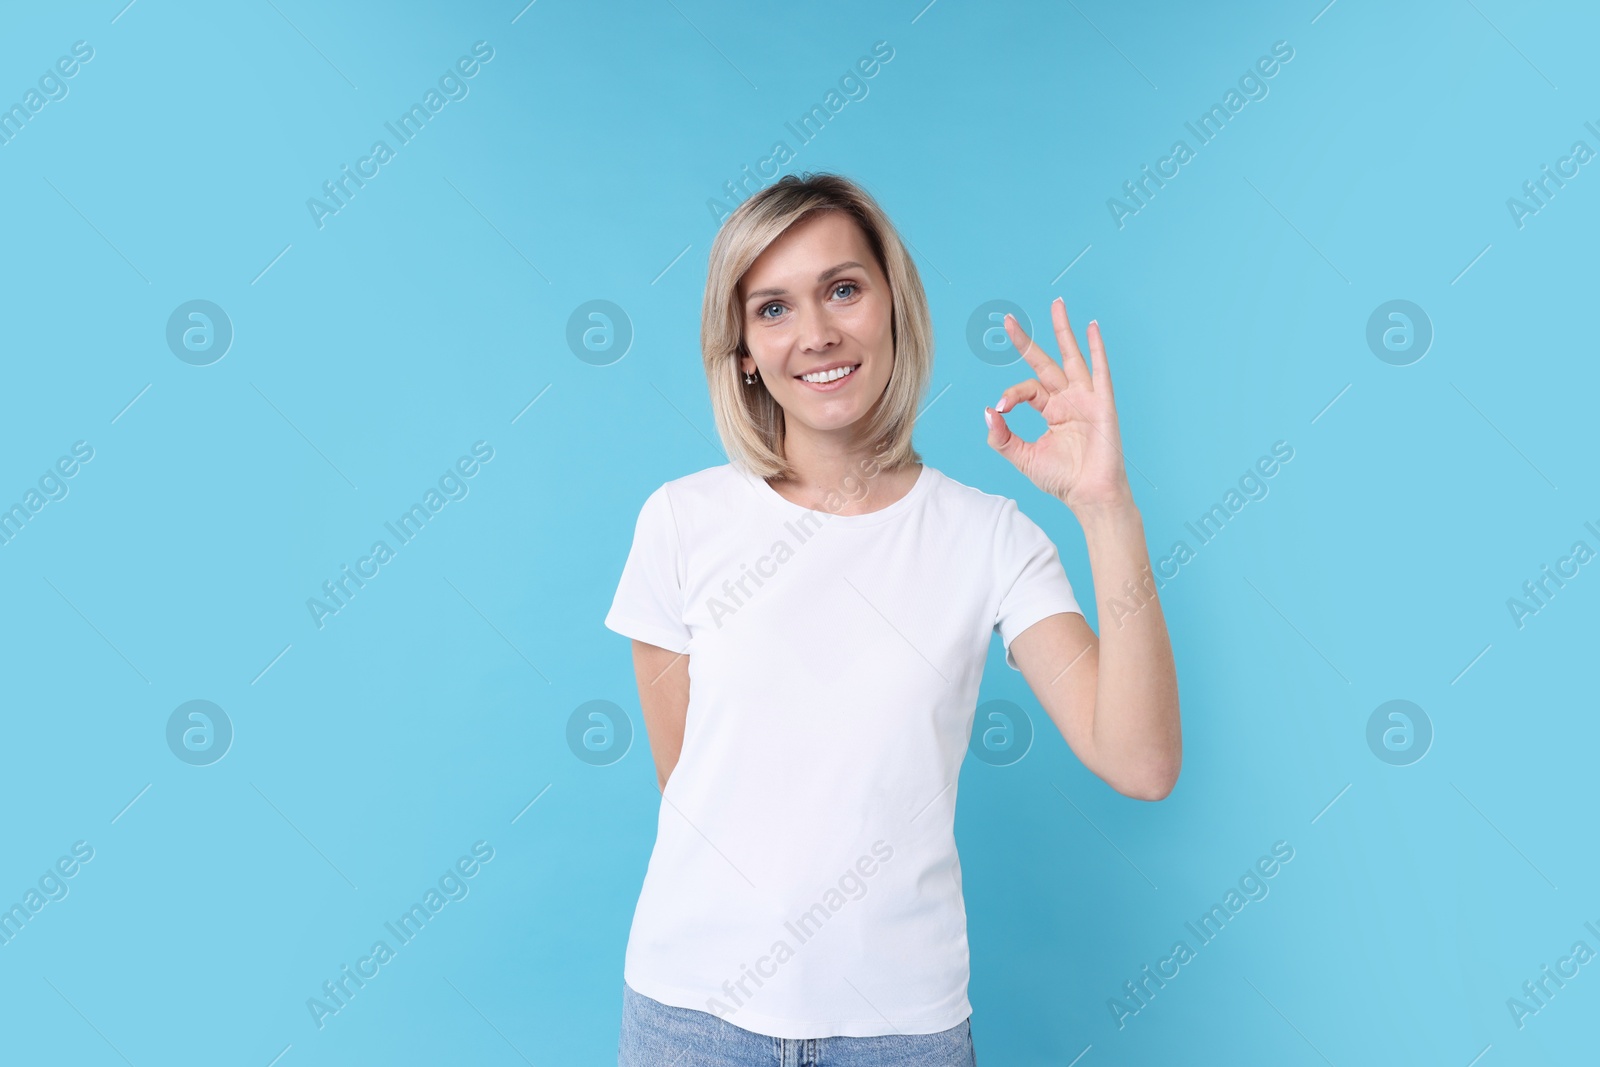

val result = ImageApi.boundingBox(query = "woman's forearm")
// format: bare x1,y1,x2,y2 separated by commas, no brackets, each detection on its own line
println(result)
1074,494,1182,799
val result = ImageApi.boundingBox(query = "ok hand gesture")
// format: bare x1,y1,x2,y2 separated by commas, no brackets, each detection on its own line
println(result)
983,297,1135,514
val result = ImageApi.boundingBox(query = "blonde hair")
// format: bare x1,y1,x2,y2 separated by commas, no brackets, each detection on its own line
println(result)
701,172,931,481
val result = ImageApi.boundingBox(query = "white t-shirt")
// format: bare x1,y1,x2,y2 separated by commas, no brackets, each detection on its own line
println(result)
603,461,1083,1039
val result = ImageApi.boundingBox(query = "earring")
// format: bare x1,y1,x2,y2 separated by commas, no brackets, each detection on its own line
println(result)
744,369,759,385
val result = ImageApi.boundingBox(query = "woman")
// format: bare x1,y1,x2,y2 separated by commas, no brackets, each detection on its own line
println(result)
605,172,1180,1064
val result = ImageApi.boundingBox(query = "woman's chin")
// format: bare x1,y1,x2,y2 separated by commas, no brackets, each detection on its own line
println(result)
782,405,872,435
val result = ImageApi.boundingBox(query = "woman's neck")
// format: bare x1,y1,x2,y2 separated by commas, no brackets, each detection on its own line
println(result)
767,435,920,517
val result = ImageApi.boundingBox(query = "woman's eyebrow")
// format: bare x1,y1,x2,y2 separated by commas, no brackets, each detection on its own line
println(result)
744,261,865,303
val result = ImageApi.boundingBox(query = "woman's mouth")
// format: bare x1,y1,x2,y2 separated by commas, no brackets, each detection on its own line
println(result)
795,363,861,391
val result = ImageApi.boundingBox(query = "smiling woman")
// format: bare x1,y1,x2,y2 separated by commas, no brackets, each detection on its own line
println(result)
605,171,1180,1064
701,176,931,492
733,213,904,491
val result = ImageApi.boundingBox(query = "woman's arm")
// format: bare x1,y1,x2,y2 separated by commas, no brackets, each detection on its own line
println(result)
1007,501,1180,800
629,640,690,791
984,299,1181,800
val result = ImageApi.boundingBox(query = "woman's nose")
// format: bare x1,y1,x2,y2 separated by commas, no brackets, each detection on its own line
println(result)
795,302,841,353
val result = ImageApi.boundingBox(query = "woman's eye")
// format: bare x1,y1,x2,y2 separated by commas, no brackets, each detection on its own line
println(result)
758,285,853,320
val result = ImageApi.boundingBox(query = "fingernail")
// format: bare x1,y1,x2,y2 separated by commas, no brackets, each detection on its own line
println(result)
995,397,1008,413
983,407,996,427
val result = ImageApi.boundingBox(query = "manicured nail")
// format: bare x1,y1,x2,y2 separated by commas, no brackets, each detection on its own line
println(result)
995,397,1008,413
983,407,996,427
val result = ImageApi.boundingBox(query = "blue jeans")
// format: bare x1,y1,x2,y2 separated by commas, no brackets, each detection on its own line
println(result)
618,982,977,1066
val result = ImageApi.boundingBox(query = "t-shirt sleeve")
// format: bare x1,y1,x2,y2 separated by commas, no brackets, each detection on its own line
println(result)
604,484,691,653
993,498,1084,671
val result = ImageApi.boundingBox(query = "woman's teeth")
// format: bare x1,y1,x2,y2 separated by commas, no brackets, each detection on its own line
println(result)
799,364,858,383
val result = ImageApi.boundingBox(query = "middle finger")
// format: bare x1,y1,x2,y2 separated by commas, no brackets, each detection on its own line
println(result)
1002,313,1069,394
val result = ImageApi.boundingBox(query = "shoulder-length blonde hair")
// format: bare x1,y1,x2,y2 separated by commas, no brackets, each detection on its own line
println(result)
701,172,932,481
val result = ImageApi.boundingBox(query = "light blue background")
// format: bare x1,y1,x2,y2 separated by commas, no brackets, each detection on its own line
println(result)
1,1,1595,1064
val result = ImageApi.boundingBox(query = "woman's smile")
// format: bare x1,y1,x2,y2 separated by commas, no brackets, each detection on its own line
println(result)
795,361,862,390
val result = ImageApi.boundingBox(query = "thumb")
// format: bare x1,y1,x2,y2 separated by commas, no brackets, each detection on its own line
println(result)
984,407,1028,467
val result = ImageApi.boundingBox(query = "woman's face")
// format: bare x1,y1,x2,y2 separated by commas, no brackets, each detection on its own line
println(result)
736,211,895,441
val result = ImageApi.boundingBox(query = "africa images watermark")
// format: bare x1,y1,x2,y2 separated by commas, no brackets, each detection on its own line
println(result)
1104,440,1295,629
1506,119,1600,230
0,440,95,550
705,436,896,629
1107,40,1295,230
306,840,495,1030
706,840,895,1020
307,41,496,229
1,40,95,148
1108,839,1296,1029
1505,518,1600,630
706,40,895,225
306,441,495,629
1506,916,1600,1030
0,841,95,948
